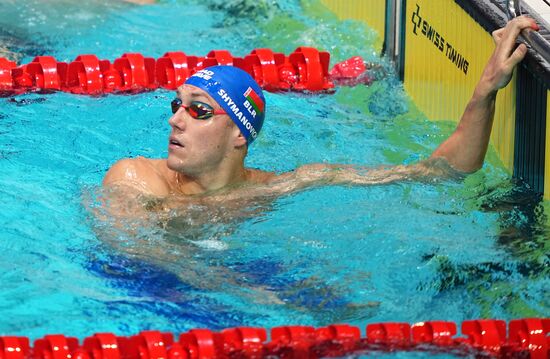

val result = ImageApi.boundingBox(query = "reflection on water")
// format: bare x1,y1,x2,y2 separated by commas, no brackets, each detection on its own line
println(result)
418,178,549,318
0,0,137,62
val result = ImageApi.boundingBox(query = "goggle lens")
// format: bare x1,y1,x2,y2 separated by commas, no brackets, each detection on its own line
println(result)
171,98,225,120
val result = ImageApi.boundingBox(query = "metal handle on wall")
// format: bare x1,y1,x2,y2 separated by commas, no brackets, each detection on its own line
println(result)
506,0,522,18
506,0,550,64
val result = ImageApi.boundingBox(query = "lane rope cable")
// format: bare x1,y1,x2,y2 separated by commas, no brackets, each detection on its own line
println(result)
1,318,549,358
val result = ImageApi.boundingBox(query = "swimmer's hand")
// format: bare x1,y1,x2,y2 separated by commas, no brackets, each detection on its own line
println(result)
476,16,536,97
430,16,537,173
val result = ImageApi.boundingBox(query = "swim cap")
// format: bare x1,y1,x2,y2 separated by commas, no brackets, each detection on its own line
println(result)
184,66,266,144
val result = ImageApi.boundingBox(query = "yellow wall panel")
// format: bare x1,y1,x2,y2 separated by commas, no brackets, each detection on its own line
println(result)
403,0,516,172
319,0,517,173
319,0,385,53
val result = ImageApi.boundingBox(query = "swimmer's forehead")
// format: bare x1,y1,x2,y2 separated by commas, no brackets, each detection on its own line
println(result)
176,84,220,107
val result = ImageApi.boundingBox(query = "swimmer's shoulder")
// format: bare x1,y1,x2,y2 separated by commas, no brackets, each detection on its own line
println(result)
103,157,171,196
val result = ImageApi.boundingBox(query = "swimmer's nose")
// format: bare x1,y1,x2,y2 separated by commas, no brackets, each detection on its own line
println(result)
168,109,187,131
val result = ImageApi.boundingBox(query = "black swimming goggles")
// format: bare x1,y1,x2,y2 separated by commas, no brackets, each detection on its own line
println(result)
171,98,227,120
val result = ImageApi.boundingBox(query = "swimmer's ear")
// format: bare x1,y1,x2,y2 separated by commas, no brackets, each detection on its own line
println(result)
227,118,247,147
235,131,246,147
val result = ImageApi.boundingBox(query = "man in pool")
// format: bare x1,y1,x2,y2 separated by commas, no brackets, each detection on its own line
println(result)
103,16,538,206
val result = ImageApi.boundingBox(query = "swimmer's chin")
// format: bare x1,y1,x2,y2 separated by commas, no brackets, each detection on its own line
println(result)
165,157,201,180
166,158,178,171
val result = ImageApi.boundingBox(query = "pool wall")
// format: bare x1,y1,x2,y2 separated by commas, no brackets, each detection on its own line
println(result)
319,0,386,53
319,0,550,198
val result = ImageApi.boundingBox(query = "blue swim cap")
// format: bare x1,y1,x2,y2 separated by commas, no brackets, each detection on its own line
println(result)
184,66,266,144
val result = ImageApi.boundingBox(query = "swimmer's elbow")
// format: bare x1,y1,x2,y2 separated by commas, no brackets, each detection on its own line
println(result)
423,157,473,180
463,163,483,174
449,160,484,176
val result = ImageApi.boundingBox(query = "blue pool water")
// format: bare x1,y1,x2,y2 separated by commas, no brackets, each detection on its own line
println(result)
0,0,547,348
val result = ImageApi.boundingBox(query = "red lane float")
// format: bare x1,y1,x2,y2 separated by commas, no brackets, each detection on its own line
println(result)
1,318,548,358
461,319,507,353
0,336,30,359
113,53,156,91
0,47,370,96
33,335,80,359
411,321,456,345
156,52,201,90
288,47,332,91
236,49,287,91
0,58,17,91
328,55,376,87
203,50,234,68
66,55,103,94
219,327,266,358
25,56,64,90
82,333,120,359
508,318,550,359
367,322,411,346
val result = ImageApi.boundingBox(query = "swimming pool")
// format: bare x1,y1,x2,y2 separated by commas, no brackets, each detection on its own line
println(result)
0,0,547,348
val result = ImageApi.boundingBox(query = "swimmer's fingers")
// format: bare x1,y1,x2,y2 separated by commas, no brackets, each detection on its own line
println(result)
481,43,527,91
505,43,528,69
492,28,505,44
478,16,537,92
497,16,538,59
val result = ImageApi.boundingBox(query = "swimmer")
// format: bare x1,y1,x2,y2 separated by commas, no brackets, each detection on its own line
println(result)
103,16,538,210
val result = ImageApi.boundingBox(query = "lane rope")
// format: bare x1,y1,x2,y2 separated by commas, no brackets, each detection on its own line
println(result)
1,318,548,358
0,48,370,96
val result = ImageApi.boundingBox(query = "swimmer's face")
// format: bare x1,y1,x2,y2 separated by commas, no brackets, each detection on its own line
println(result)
167,85,239,175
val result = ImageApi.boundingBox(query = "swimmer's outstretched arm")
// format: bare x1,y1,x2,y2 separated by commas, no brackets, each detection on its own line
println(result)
430,16,537,173
215,158,456,201
253,17,538,197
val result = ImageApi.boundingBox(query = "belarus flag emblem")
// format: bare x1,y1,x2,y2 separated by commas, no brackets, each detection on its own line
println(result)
243,87,265,114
